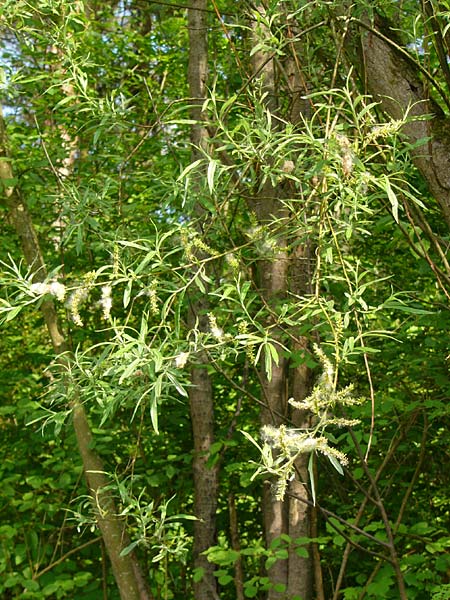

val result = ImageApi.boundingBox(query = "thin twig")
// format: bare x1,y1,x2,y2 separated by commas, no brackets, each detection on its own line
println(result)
34,537,101,579
347,431,408,600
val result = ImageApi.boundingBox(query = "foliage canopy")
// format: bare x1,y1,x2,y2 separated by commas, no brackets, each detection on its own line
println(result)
0,1,449,599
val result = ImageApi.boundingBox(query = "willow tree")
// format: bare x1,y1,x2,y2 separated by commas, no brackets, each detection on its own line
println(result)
1,1,449,599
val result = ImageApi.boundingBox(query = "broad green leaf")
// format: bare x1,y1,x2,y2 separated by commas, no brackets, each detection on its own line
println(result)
193,567,205,583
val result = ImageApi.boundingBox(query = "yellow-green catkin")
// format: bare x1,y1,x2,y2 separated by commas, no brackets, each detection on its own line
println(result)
68,271,96,327
208,313,223,339
148,281,159,316
112,244,120,278
335,133,353,178
182,228,217,262
238,320,255,362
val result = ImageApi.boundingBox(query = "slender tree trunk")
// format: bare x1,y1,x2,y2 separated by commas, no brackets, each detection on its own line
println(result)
287,253,315,600
249,8,314,599
187,2,219,599
0,106,149,600
229,493,245,600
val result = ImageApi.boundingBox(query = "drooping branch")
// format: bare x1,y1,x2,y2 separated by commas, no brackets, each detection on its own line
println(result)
0,106,149,600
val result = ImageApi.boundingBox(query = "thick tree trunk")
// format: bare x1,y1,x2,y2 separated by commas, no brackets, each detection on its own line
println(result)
0,107,149,600
356,14,450,230
187,2,219,599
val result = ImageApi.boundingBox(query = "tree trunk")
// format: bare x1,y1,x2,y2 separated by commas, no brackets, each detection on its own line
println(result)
356,13,450,230
249,8,314,599
0,106,149,600
187,2,219,599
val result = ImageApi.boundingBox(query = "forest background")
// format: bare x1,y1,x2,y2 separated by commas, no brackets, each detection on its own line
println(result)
0,1,449,599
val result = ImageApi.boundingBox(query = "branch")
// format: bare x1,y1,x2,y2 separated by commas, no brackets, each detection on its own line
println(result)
0,105,148,600
34,537,102,580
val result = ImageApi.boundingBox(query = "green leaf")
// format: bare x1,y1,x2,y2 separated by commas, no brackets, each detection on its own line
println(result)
178,159,202,180
263,342,279,381
206,548,239,565
167,373,188,397
207,160,217,194
240,430,263,453
328,454,344,476
308,453,316,506
218,574,233,585
120,540,139,557
244,585,258,598
193,567,205,583
4,305,23,322
150,397,159,434
384,176,399,223
123,279,133,308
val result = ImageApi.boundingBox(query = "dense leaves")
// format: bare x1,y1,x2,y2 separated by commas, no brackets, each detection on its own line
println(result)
0,1,449,599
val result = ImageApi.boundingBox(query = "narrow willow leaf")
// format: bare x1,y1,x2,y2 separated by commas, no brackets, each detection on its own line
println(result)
123,279,133,308
268,342,279,366
168,513,198,521
178,159,202,181
241,430,263,453
384,176,399,223
264,344,273,381
118,358,141,384
150,398,159,435
328,454,344,476
194,273,206,293
4,305,23,322
207,160,217,194
135,252,156,275
308,453,316,506
167,373,188,397
120,540,139,557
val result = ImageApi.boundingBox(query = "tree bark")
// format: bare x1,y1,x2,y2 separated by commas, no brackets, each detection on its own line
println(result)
0,106,149,600
187,2,219,599
249,8,314,599
356,14,450,230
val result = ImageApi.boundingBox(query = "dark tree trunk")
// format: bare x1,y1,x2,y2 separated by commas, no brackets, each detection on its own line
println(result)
249,8,314,599
187,2,219,598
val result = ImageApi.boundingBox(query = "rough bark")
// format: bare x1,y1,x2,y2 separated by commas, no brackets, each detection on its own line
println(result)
188,345,219,600
249,8,314,599
287,249,315,600
187,2,219,599
356,14,450,230
251,179,314,600
0,107,149,600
